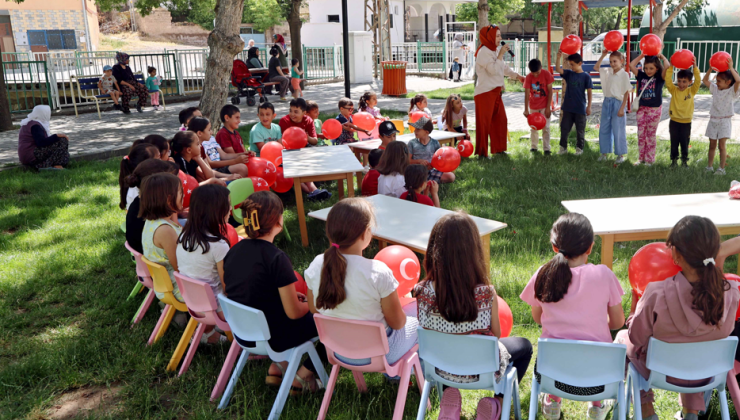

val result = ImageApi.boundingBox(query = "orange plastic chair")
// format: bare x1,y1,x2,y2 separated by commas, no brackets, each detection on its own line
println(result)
390,119,404,134
142,256,193,349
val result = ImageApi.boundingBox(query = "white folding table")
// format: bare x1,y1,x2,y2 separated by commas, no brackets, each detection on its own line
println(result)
308,194,507,269
562,192,740,271
282,145,365,246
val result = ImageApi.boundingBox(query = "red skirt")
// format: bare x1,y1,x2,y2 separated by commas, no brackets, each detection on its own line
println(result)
474,87,507,156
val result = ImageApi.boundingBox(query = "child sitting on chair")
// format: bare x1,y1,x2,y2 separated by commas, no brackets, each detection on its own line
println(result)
376,141,409,198
361,148,383,197
399,164,439,207
409,117,455,184
99,65,122,110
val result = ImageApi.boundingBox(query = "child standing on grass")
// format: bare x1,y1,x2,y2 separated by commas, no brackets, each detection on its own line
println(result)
189,116,250,178
520,213,625,420
359,90,383,119
146,66,162,111
703,59,740,175
306,100,327,146
400,164,439,207
524,59,554,154
596,50,633,164
665,65,701,167
409,117,456,184
98,65,122,110
290,58,303,99
415,212,533,420
409,93,432,119
335,98,370,145
376,141,409,198
555,52,593,155
361,148,383,197
630,53,669,166
440,93,470,144
250,102,283,155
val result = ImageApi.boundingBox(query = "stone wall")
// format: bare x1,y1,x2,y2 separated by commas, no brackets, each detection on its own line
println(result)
10,9,90,51
135,8,209,46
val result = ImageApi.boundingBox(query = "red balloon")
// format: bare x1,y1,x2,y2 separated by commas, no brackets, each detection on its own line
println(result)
603,30,624,52
639,34,663,56
353,112,376,131
322,118,342,140
250,176,270,192
260,141,284,167
226,224,242,247
294,271,308,295
282,127,308,150
374,245,421,298
628,242,682,297
671,49,696,70
710,51,732,72
560,35,582,55
272,167,293,193
527,112,547,131
431,146,461,173
177,170,198,208
246,157,277,187
409,111,427,123
498,296,513,338
456,140,474,158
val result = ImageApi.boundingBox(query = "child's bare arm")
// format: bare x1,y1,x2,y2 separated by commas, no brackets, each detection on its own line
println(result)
586,89,593,116
703,67,713,89
545,83,553,118
97,80,104,90
618,90,630,117
629,53,644,77
595,50,608,72
555,51,564,75
728,58,740,94
659,54,670,80
524,88,531,115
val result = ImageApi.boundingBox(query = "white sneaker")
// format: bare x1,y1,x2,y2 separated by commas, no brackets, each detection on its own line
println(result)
615,155,625,164
644,163,652,167
540,394,561,420
588,400,614,420
558,147,567,155
705,166,715,173
634,161,642,166
597,154,608,162
715,167,726,176
575,148,584,155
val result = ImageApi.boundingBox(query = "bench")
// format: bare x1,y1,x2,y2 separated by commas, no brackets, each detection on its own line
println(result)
71,72,166,119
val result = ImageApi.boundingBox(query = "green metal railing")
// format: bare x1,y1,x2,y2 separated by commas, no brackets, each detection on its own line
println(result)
417,42,446,73
4,60,52,113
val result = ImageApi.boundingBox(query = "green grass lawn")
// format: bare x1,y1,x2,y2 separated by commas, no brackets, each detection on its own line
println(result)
1,127,739,419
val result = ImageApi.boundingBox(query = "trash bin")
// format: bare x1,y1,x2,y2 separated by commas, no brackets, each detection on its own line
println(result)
381,61,407,97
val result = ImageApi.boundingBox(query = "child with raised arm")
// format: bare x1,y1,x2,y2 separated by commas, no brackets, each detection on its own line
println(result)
665,64,702,167
555,52,593,155
630,53,670,165
596,50,633,164
334,98,370,145
703,58,740,175
524,59,554,154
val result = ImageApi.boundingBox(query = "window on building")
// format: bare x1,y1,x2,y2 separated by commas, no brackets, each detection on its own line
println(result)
27,29,77,50
327,15,340,23
390,15,394,28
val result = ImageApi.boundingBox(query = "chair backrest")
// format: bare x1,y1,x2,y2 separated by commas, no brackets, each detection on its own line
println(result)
124,241,153,288
141,256,185,309
314,314,391,371
73,75,103,99
645,337,738,391
537,338,627,401
174,272,230,331
227,178,255,223
217,294,272,352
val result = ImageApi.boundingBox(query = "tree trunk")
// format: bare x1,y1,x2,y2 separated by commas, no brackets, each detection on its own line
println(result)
199,0,245,130
652,0,690,41
0,53,14,131
614,11,623,30
478,0,489,28
288,0,303,73
562,0,580,36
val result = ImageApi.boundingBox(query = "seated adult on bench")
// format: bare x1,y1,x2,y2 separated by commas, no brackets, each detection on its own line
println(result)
18,105,70,170
246,47,263,69
268,46,293,101
112,52,148,114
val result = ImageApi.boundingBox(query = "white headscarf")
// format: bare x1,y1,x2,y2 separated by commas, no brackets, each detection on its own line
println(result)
20,105,51,136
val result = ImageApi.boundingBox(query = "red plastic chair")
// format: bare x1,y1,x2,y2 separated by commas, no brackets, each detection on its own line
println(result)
124,242,156,326
314,314,426,420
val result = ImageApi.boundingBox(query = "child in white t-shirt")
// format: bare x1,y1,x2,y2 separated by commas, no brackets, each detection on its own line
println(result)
376,141,409,198
702,59,740,175
304,198,418,366
596,50,633,164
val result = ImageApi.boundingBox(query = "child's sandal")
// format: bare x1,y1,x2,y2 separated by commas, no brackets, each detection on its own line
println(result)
289,374,324,396
265,362,286,387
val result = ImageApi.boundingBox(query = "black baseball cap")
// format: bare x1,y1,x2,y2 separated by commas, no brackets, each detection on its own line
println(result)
379,121,399,137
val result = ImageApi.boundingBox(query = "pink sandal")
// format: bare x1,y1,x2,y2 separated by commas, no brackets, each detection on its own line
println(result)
476,397,501,420
438,388,462,420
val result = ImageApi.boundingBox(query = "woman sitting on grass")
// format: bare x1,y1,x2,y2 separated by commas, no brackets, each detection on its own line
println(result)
17,105,71,171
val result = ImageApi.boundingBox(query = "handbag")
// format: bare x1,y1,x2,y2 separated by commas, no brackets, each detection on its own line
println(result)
633,76,654,112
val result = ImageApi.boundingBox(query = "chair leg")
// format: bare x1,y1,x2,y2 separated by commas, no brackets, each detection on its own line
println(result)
268,350,302,420
211,340,242,401
630,367,643,420
128,281,143,300
131,289,155,326
352,371,367,393
307,344,329,387
392,360,413,420
719,389,731,420
218,348,251,409
178,323,206,376
513,372,522,420
318,365,341,420
726,367,740,420
166,318,198,372
528,374,540,420
149,304,174,345
416,381,433,420
501,370,515,420
617,379,626,420
411,357,430,410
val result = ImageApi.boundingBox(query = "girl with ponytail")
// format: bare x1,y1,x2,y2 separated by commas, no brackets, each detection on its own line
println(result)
618,216,739,420
399,164,439,207
119,143,159,210
125,159,178,253
520,213,625,420
304,198,417,366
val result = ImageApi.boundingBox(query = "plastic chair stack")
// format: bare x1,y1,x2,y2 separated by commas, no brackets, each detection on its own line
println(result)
124,242,156,326
314,314,425,420
141,257,190,346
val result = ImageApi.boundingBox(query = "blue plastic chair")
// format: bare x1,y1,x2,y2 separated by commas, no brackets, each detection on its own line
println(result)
415,328,521,420
529,338,627,420
627,337,738,420
216,295,328,419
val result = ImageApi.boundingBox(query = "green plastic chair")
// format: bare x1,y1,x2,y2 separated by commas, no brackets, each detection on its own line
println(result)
227,179,291,242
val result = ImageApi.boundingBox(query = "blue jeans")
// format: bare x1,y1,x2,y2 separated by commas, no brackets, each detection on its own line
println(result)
599,97,627,155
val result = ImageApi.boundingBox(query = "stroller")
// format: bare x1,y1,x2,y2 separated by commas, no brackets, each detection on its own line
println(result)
230,59,267,106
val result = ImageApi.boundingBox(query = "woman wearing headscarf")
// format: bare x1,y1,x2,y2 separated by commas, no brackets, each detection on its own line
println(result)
450,33,466,80
474,25,525,157
17,105,69,170
273,34,289,68
112,52,149,114
246,47,263,69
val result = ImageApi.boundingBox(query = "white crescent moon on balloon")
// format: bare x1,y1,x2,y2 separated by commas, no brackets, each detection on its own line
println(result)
399,258,417,281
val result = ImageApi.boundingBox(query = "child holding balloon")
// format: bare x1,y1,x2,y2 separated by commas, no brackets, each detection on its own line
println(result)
596,50,633,164
408,93,432,119
335,98,370,145
523,59,553,154
279,98,319,147
414,212,532,420
703,58,740,175
408,117,456,184
358,90,383,120
665,64,702,167
629,53,670,166
250,102,283,155
520,213,625,420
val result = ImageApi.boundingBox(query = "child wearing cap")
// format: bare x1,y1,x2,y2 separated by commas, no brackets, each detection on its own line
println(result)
408,117,456,184
98,65,122,110
378,120,399,149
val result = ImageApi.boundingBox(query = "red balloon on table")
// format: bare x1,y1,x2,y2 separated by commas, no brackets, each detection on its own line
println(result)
710,51,732,72
498,296,513,338
560,35,583,55
603,31,624,52
374,245,421,298
272,167,294,193
226,224,242,247
671,49,695,70
431,146,461,173
321,118,342,140
282,127,308,150
246,157,277,187
177,170,198,208
628,242,682,297
260,141,284,167
353,112,376,132
250,176,270,192
409,111,427,124
639,34,663,56
527,113,547,131
294,271,308,295
456,140,474,158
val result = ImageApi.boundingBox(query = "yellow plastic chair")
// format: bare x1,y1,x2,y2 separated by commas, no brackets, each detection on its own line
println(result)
390,119,404,134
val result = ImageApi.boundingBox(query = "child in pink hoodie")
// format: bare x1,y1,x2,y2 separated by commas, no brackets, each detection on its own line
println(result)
616,216,740,420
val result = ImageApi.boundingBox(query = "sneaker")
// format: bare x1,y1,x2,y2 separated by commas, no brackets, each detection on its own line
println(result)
307,189,331,201
644,163,652,167
438,388,462,420
715,167,726,176
136,104,143,113
531,148,538,153
634,161,643,166
475,397,501,420
122,109,131,114
705,166,715,173
544,150,552,156
540,394,561,420
615,155,625,164
575,148,584,156
681,160,689,168
558,147,567,155
597,154,608,162
670,160,677,167
113,104,121,110
587,400,614,420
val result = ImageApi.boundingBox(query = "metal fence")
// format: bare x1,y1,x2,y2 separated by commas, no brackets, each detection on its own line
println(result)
676,39,740,73
3,60,52,112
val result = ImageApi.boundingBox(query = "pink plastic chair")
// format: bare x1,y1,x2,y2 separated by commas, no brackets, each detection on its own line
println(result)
727,360,740,419
124,242,156,326
314,314,426,420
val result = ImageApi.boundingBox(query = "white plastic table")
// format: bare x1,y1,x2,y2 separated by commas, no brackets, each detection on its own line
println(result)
562,192,740,270
283,145,365,246
308,194,507,268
